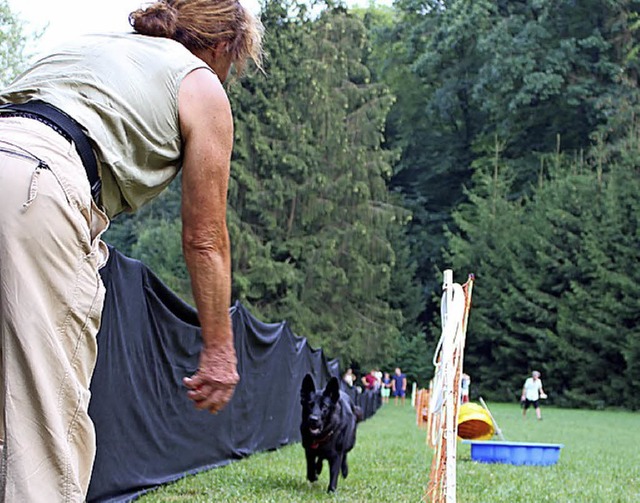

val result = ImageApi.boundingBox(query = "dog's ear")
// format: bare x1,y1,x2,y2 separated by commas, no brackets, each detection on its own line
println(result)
324,377,340,403
301,374,316,403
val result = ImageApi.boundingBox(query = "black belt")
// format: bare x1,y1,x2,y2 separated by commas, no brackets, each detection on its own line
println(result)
0,101,101,202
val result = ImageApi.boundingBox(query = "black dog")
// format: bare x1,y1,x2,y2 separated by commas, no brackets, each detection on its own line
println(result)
300,373,362,492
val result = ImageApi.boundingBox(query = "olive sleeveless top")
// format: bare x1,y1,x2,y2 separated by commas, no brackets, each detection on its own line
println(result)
0,33,212,217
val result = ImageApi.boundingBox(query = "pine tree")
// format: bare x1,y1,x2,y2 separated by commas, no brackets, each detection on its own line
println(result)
227,0,413,368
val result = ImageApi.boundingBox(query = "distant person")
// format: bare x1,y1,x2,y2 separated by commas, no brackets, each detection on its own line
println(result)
373,369,383,392
460,373,471,404
380,372,392,404
391,367,407,405
361,369,377,391
521,370,547,420
343,368,355,388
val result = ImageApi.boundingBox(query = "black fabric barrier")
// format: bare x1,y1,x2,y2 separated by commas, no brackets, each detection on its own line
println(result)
86,247,380,502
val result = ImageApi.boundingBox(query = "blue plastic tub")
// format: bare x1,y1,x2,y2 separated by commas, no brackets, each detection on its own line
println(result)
462,440,564,466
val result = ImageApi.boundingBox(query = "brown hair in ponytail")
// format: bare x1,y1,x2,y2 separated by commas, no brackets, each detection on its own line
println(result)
129,0,263,75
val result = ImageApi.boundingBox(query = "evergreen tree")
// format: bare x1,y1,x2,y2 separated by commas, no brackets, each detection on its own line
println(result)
444,130,640,409
443,139,535,400
226,0,416,368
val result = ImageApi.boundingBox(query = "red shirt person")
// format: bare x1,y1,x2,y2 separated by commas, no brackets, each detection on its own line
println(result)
361,370,378,390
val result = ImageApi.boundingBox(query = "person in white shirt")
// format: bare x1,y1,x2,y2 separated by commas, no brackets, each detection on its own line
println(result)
521,370,547,420
342,368,356,388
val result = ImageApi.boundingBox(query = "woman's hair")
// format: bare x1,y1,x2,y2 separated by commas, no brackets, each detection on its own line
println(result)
129,0,263,75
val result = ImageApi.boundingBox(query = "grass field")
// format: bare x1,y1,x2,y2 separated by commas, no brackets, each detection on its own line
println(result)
138,401,640,502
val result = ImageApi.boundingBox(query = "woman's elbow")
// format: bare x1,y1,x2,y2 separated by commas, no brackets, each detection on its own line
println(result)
182,225,229,255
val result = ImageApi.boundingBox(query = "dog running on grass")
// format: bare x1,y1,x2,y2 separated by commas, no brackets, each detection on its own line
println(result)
300,373,362,493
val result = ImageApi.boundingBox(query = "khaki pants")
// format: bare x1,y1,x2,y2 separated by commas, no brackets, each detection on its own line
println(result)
0,118,109,502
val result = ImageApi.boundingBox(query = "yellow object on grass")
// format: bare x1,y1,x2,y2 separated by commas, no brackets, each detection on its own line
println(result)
457,402,495,440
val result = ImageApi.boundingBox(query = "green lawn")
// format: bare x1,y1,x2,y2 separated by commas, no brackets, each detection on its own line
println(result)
138,401,640,502
457,403,640,503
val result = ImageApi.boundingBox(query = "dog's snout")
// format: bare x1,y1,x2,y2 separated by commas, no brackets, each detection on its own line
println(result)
309,414,320,424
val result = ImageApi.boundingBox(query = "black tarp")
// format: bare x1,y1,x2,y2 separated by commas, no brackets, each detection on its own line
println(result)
87,247,380,502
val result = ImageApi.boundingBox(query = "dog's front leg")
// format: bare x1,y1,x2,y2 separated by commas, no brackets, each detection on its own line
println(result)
305,449,318,483
341,452,348,479
327,453,343,493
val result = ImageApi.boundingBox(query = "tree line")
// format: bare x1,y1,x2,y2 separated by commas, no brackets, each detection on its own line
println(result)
1,0,638,409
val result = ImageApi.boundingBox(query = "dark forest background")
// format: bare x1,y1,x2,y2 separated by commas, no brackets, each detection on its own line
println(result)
2,0,639,409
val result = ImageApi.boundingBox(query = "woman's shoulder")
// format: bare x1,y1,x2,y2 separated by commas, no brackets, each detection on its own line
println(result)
66,32,196,60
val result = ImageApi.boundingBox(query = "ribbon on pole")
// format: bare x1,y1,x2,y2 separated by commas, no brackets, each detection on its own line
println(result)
425,270,474,503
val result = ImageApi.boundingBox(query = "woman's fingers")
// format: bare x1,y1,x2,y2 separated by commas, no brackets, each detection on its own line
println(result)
185,377,235,414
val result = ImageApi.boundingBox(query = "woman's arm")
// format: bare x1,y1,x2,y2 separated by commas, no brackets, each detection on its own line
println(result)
178,67,237,414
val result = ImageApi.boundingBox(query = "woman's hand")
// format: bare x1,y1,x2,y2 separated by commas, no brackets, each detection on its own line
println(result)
183,343,239,414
